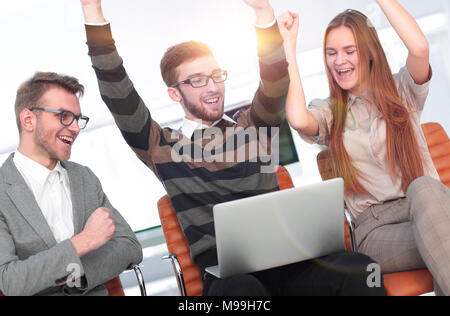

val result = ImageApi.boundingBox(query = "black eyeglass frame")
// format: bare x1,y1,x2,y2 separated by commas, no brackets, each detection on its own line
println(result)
30,107,90,129
169,70,228,88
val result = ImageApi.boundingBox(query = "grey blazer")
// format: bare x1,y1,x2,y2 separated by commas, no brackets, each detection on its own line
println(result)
0,154,143,296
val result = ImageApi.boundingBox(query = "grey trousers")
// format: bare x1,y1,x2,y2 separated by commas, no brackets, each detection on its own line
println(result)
354,176,450,296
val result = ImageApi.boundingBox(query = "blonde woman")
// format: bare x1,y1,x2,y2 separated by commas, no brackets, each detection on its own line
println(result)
278,0,450,296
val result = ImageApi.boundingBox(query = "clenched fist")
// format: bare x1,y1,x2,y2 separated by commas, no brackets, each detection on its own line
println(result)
277,11,299,45
71,207,115,258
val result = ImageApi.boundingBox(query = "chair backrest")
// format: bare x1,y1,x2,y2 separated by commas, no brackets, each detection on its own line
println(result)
104,277,126,296
275,165,295,190
316,150,352,250
158,195,204,296
157,165,295,296
316,150,333,180
421,122,450,188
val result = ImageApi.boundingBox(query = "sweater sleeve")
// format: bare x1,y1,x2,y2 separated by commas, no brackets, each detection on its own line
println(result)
85,24,162,172
246,22,290,128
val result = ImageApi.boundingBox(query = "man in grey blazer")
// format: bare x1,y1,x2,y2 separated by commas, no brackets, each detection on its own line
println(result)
0,72,143,296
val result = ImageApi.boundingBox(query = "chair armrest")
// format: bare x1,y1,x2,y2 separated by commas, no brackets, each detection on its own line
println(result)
162,253,186,296
344,209,357,252
129,264,147,296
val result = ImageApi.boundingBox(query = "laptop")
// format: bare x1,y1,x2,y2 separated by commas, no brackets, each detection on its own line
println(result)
205,177,346,279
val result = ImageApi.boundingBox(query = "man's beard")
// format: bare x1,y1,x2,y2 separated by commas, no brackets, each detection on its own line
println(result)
34,123,71,163
179,90,224,122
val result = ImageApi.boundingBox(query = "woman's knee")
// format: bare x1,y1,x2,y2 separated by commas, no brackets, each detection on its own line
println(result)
407,176,449,216
407,176,444,197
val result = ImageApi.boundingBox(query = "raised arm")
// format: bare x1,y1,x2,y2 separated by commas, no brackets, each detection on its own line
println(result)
243,0,275,25
242,0,290,128
376,0,430,84
278,11,318,136
80,0,106,23
79,0,162,173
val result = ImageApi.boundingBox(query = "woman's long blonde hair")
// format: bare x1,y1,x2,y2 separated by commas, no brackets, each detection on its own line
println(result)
324,10,424,194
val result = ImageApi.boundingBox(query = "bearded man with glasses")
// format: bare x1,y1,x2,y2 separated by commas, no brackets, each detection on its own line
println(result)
79,0,384,296
0,72,142,296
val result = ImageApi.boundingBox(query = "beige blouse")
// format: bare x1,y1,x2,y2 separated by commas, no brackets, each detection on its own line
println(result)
300,66,440,218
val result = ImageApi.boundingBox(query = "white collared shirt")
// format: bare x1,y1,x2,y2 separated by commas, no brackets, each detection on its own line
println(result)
180,114,237,139
13,150,74,243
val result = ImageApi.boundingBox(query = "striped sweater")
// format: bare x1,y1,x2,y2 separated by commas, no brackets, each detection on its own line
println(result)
85,23,289,264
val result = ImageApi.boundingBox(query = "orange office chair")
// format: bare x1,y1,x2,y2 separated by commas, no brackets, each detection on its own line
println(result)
316,122,450,296
104,277,127,296
109,264,147,296
422,122,450,187
0,264,146,296
158,165,295,296
316,152,355,251
158,195,203,296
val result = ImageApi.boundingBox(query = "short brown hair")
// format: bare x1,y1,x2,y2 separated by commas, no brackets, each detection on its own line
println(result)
160,41,214,87
15,72,84,132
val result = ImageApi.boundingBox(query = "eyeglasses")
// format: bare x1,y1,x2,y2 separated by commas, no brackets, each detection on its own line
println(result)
30,107,90,129
170,70,227,88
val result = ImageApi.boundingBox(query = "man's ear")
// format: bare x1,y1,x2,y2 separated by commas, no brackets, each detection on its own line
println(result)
167,87,183,103
19,108,36,133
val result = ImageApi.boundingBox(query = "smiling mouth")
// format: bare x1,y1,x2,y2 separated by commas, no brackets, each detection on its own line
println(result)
204,96,220,104
336,68,355,79
58,135,75,145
